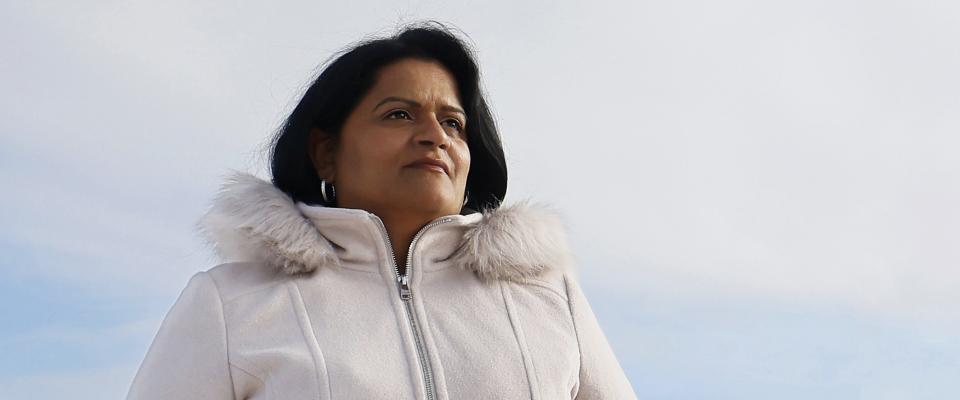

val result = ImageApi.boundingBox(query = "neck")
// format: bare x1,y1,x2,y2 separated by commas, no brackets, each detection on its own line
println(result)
379,211,442,276
337,196,455,275
384,221,414,275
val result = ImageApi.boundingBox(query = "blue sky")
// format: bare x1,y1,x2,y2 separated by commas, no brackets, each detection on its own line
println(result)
2,0,959,398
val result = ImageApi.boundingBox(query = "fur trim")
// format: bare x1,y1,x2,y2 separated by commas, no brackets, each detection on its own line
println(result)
450,200,574,282
196,172,572,281
196,172,340,274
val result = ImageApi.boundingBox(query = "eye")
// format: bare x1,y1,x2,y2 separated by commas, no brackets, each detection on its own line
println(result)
385,109,412,120
443,118,465,134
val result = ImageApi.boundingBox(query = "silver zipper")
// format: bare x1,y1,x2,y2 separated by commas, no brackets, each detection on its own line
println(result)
369,214,454,400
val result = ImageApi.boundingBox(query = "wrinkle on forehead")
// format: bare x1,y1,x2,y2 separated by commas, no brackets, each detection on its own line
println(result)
367,59,463,112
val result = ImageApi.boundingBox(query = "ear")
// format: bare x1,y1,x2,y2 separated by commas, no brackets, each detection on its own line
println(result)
308,128,337,182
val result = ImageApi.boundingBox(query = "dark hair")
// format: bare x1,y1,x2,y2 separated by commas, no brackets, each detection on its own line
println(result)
269,22,507,214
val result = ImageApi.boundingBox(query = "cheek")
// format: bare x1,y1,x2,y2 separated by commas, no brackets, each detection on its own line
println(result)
333,143,361,176
455,143,471,182
337,132,399,178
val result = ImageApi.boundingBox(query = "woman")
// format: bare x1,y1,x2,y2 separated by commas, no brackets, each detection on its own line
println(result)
127,22,635,399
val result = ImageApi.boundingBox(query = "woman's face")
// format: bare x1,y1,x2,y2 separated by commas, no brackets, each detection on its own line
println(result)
310,58,471,219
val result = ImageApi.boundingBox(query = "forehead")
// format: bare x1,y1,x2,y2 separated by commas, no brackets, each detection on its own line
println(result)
366,58,462,104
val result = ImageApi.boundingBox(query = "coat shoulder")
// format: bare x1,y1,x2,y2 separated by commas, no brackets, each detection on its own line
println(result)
506,263,575,302
204,261,296,303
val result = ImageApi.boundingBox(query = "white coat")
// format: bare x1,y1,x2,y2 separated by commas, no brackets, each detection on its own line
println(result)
127,172,636,399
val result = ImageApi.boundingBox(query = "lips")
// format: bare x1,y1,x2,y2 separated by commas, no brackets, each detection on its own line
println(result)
406,157,450,175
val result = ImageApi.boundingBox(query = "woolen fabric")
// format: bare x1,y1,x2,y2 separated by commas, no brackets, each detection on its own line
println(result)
127,172,636,399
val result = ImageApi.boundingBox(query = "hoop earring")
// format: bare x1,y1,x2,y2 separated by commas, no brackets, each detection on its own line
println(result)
320,179,336,205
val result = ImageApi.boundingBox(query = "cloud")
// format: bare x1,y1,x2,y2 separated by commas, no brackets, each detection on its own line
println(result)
0,363,140,400
0,316,160,398
2,0,959,398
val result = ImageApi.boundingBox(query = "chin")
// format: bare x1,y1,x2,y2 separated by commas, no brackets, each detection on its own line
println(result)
404,190,458,215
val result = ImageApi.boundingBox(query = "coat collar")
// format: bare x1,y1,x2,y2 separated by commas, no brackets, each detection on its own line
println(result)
196,172,573,282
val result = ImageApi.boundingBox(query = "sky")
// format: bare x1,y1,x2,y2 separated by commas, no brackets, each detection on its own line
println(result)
2,0,958,398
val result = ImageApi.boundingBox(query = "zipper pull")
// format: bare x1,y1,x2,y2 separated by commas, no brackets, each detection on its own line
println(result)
398,274,412,300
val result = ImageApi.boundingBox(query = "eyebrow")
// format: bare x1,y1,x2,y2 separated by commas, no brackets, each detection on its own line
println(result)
372,96,466,117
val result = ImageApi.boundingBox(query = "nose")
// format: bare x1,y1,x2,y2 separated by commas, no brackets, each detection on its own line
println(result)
414,117,450,150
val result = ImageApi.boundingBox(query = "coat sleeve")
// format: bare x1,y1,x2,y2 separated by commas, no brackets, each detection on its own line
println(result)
563,272,637,399
127,271,236,400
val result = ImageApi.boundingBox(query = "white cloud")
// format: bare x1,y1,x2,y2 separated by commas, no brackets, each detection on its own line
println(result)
0,316,161,400
1,3,958,397
0,364,138,400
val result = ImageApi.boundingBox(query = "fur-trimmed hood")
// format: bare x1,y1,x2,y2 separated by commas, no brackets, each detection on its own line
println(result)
195,172,574,282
